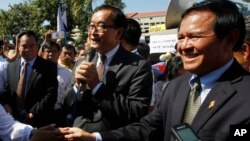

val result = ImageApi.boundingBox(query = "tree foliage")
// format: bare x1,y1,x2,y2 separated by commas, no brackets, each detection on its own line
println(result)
0,0,126,43
104,0,126,10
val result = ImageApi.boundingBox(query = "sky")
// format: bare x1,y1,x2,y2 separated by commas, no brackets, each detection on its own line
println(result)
0,0,170,13
1,0,250,14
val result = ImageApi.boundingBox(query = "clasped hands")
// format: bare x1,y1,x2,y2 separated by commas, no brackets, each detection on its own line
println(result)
30,125,96,141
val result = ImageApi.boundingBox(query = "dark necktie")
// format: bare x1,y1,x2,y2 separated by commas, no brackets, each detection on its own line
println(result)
97,54,106,80
16,61,28,114
183,78,202,124
17,61,28,97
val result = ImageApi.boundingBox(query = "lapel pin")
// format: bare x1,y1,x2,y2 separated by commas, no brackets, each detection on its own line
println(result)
209,100,215,109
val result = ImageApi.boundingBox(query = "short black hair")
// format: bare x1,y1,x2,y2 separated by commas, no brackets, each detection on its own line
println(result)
244,15,250,44
61,44,76,55
137,43,150,59
93,4,127,31
166,56,183,80
17,30,38,43
180,0,245,51
123,18,142,47
41,41,60,52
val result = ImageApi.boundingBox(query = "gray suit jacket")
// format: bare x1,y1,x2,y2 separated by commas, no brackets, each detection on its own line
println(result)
101,59,250,141
62,46,153,132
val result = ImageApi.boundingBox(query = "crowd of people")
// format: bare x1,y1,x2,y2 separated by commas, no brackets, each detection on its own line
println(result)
1,0,250,141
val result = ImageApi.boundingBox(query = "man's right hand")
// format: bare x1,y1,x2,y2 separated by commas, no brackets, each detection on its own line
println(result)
64,127,96,141
30,124,71,141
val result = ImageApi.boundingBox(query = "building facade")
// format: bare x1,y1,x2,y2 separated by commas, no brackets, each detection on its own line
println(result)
126,11,166,33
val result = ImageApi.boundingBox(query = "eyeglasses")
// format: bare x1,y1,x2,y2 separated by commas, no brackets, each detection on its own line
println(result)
87,23,118,33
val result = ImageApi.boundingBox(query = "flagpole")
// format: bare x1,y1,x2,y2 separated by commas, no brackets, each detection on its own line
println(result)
57,0,68,45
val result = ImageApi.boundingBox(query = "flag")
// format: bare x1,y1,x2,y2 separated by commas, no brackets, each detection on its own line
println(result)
57,5,68,32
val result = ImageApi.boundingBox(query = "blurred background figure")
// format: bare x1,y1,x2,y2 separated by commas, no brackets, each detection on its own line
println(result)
40,41,72,118
121,18,142,55
58,44,76,72
150,53,186,112
234,14,250,72
137,43,150,60
74,41,91,62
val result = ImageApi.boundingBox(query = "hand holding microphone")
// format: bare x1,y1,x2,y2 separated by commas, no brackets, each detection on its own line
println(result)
75,48,100,89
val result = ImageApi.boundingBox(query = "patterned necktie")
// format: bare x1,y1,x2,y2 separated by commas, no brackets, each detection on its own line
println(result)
16,61,28,97
97,54,106,80
183,78,202,124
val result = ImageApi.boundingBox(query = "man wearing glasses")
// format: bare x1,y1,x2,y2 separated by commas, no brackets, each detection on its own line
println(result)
61,4,153,132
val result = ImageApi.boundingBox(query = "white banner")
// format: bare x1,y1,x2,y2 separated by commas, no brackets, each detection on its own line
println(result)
149,34,177,54
52,31,65,39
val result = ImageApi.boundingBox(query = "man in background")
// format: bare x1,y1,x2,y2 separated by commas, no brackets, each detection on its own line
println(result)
234,14,250,72
121,18,142,55
1,31,58,128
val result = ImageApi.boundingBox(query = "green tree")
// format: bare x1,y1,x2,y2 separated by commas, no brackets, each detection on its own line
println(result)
0,2,41,36
104,0,126,10
71,0,93,43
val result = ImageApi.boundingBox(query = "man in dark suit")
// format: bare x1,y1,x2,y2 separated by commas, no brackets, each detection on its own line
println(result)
2,31,58,128
60,4,152,131
62,1,250,141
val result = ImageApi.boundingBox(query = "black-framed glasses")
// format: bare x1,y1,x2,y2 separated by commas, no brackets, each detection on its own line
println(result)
87,23,118,33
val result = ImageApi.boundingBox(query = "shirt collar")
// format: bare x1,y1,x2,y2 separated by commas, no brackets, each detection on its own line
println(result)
98,44,119,65
189,59,234,89
21,57,36,67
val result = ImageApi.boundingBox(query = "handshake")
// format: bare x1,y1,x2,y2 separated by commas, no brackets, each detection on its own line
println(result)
30,125,96,141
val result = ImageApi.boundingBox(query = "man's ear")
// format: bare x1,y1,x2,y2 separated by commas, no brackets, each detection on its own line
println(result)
242,43,250,60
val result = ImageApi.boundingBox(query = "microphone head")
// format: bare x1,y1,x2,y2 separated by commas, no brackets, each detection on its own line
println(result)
86,47,96,62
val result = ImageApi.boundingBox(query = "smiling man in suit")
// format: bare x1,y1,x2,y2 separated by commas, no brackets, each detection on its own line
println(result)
61,4,152,132
1,31,58,128
61,1,250,141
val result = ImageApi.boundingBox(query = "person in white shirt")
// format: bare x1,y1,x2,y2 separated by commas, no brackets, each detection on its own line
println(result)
0,104,69,141
39,41,72,109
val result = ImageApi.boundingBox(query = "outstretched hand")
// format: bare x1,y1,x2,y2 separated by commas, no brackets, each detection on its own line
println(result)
64,127,96,141
30,124,71,141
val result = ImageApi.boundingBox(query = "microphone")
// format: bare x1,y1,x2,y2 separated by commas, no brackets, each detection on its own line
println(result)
78,47,96,88
86,47,96,62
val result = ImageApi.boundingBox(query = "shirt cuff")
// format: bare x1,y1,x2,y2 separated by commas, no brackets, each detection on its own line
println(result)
92,132,102,141
91,82,103,95
73,85,78,94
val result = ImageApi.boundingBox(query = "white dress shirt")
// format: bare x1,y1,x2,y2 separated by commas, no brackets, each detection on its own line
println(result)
0,104,33,141
55,64,73,109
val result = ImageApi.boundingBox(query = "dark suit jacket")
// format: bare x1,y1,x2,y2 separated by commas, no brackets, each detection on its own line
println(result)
100,60,250,141
3,56,58,127
62,46,153,132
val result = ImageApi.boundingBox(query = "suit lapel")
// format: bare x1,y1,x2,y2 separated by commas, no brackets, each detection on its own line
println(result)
171,74,191,125
192,81,236,131
102,46,124,84
192,60,246,131
26,57,39,92
14,58,21,91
